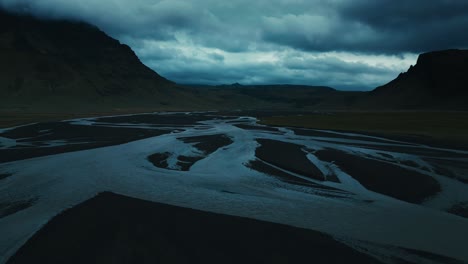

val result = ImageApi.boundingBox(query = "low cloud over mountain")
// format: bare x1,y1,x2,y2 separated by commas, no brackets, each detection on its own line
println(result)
1,0,467,89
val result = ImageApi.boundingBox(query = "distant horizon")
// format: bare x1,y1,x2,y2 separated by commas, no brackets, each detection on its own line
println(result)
177,82,372,91
173,48,467,91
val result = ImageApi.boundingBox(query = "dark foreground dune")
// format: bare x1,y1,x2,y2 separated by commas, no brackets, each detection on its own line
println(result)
8,192,383,264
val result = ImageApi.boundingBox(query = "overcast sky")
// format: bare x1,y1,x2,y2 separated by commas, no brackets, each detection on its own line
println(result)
2,0,468,90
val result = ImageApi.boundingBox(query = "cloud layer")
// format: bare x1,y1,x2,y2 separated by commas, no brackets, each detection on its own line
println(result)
2,0,467,90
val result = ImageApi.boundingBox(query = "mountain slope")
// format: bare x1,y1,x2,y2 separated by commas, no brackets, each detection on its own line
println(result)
364,49,468,110
0,9,201,112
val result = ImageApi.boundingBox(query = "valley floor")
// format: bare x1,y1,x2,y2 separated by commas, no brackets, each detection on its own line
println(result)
3,111,468,149
0,111,467,263
260,111,468,149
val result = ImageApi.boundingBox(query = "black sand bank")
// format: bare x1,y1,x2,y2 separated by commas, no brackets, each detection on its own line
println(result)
8,192,382,264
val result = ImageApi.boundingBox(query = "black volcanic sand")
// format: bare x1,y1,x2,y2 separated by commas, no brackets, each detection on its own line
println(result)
7,192,383,264
178,134,233,154
1,121,168,143
293,128,416,145
292,127,445,149
247,159,346,196
315,149,441,204
148,134,233,171
95,113,232,126
292,127,468,159
364,153,425,171
255,139,327,181
0,122,169,163
260,112,468,151
176,134,233,170
448,202,468,218
234,124,281,132
0,198,36,219
328,142,468,159
0,173,11,180
147,153,198,171
357,132,468,151
147,152,170,169
423,158,468,184
175,156,204,171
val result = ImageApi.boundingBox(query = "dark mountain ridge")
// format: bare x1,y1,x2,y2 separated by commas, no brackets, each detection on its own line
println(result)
182,83,361,110
366,49,468,110
0,8,198,112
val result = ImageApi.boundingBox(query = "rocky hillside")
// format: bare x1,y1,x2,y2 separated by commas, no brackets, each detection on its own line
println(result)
365,49,468,110
0,9,204,112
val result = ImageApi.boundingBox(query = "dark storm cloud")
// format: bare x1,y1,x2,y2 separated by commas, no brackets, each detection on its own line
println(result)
339,0,468,53
1,0,466,89
260,1,468,53
4,0,466,54
141,43,399,90
341,1,468,29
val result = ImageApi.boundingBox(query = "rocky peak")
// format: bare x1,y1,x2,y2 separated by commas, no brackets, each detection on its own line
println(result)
374,49,468,95
368,49,468,110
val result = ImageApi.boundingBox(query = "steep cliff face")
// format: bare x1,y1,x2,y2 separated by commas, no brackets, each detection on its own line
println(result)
0,9,184,112
368,49,468,109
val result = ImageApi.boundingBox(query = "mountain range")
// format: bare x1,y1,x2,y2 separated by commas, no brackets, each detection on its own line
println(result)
1,8,467,113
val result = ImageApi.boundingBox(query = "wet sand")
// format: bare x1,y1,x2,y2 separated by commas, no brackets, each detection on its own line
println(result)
322,141,468,158
2,112,467,263
315,149,441,203
234,124,281,132
0,173,11,180
178,134,233,154
0,198,36,219
7,192,383,264
147,134,233,171
147,152,170,169
247,159,344,193
260,112,468,151
448,203,468,218
95,113,232,126
0,122,169,163
256,139,326,181
423,158,468,184
176,156,204,171
293,128,414,145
